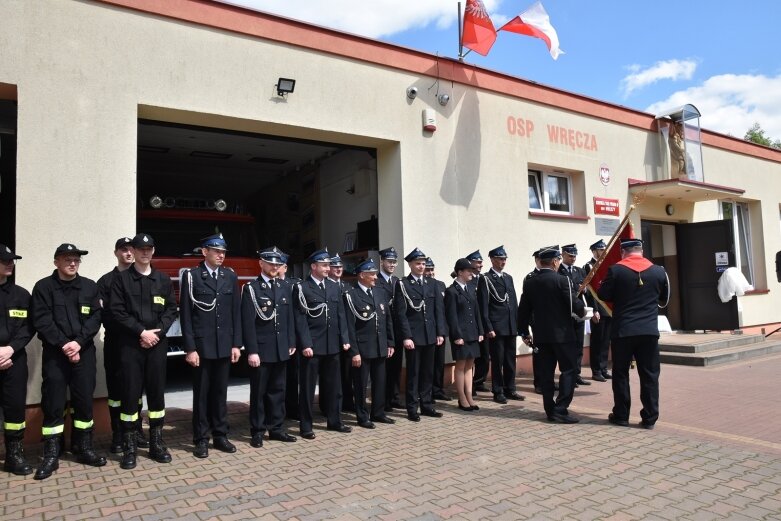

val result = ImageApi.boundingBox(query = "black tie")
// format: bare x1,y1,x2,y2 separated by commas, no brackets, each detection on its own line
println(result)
212,272,217,280
367,288,373,298
318,282,325,292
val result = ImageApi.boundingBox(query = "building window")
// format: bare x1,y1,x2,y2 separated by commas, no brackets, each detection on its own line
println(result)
528,169,572,215
721,200,754,284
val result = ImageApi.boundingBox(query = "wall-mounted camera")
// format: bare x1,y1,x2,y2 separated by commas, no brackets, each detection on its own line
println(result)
406,86,418,100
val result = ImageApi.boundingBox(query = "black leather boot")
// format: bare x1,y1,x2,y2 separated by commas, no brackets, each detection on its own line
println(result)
148,425,172,463
109,407,122,454
76,431,107,467
3,433,33,476
33,437,60,480
135,418,149,448
120,431,137,470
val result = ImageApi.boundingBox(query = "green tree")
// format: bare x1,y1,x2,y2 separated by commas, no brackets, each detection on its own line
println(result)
744,122,781,149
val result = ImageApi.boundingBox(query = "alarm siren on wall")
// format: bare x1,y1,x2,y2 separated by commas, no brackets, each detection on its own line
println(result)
422,108,436,132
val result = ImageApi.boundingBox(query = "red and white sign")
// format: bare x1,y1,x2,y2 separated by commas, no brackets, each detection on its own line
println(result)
594,197,619,216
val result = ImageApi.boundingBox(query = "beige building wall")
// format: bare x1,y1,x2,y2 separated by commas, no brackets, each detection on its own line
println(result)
1,0,780,403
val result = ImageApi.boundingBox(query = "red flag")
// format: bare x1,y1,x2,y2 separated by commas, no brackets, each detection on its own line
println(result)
462,0,497,56
499,1,564,60
585,221,635,316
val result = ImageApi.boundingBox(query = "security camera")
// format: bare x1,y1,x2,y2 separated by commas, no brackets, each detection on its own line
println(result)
406,86,418,100
438,93,450,106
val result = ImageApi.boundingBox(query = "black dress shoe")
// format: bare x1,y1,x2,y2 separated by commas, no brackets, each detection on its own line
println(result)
213,437,237,453
420,409,443,418
371,416,396,424
639,421,655,430
506,391,526,401
250,434,264,448
493,394,508,404
327,424,352,433
194,439,209,458
575,376,591,386
407,413,420,422
602,371,613,380
300,431,316,440
357,421,376,429
458,401,473,412
592,373,607,382
608,413,629,427
534,386,543,394
547,413,579,424
269,432,296,442
470,404,480,411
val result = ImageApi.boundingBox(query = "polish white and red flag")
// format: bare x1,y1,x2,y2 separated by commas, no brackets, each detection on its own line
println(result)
499,1,564,60
462,0,497,56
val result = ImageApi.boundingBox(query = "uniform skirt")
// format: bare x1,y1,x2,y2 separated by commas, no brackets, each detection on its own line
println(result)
451,339,480,361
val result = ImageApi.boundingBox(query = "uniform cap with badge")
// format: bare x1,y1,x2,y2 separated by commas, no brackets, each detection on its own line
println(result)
465,250,483,262
379,247,398,260
424,257,435,269
329,253,343,267
620,238,643,249
307,248,331,264
114,237,133,250
538,245,561,260
131,233,155,248
488,245,507,258
450,257,472,278
589,239,607,251
0,244,22,261
404,247,426,262
201,233,228,251
561,244,578,256
258,246,285,265
54,243,88,258
355,259,378,273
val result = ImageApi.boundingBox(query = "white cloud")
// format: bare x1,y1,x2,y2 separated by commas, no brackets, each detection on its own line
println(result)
217,0,503,39
621,59,698,97
645,73,781,139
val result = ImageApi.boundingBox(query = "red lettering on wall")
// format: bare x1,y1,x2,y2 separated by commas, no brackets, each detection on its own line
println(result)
506,116,535,138
545,124,598,152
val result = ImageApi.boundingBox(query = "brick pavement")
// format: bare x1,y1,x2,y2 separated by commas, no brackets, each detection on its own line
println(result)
2,355,781,520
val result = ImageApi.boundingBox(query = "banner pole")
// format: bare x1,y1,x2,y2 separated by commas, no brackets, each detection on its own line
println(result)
577,203,636,295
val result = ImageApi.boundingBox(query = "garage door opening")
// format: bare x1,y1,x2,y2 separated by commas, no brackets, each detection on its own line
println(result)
0,98,17,251
137,119,380,354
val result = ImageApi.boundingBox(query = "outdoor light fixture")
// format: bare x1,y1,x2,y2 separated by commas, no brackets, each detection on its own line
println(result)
438,93,450,106
276,78,296,97
406,86,418,100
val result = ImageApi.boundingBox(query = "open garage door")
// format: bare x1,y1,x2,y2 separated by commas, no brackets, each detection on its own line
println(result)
0,100,16,248
136,119,379,354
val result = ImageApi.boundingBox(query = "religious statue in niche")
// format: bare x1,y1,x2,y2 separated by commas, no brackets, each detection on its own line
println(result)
669,122,694,179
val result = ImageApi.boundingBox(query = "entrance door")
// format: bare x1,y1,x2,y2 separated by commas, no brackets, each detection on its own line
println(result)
676,219,739,331
0,100,16,247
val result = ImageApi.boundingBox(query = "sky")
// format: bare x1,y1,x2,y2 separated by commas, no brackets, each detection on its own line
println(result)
220,0,781,141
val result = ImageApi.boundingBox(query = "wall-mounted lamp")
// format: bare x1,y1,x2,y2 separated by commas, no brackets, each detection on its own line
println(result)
665,204,675,216
438,94,450,106
406,86,418,100
276,78,296,97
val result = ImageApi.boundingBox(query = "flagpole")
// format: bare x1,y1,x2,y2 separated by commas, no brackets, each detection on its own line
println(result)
577,204,636,295
457,2,464,59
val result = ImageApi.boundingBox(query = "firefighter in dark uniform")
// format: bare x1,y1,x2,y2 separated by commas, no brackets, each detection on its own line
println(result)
0,244,34,476
466,250,489,394
424,257,451,401
180,233,242,458
280,252,302,421
343,259,396,428
525,249,544,394
598,238,669,429
583,239,612,382
31,243,106,480
558,244,590,387
110,233,178,470
518,245,585,423
242,247,299,447
294,248,352,439
394,248,447,421
376,247,403,412
478,245,524,403
97,237,148,454
329,253,355,413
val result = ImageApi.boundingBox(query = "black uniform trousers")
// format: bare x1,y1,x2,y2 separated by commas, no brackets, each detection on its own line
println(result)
432,344,446,397
532,348,542,389
120,341,167,428
573,321,585,376
405,344,435,415
536,341,576,417
103,331,122,405
340,350,355,411
192,358,230,442
299,353,342,433
489,335,517,395
285,349,300,419
41,347,96,436
472,340,490,386
1,350,28,435
611,335,660,425
385,346,403,407
589,316,612,375
351,357,386,423
249,361,287,436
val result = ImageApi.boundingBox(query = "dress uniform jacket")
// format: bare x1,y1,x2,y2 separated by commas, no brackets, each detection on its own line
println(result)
582,260,609,317
180,262,242,359
344,285,394,359
241,277,297,363
294,277,350,354
444,282,483,342
375,273,397,306
597,262,668,338
517,269,584,344
109,266,177,341
32,272,102,351
393,275,446,345
477,269,518,336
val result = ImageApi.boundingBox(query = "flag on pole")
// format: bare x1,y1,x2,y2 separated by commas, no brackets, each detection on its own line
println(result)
583,213,636,316
462,0,497,56
499,1,564,60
